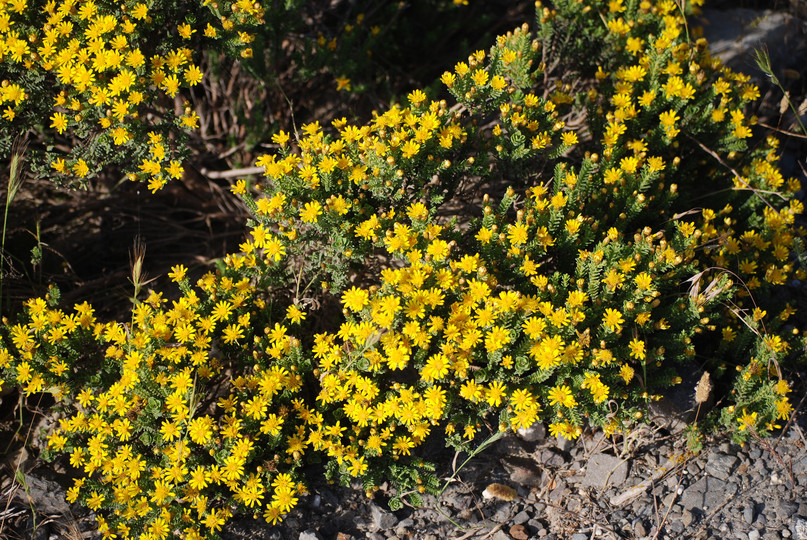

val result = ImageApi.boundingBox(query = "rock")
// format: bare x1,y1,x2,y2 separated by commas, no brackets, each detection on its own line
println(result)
582,453,629,489
744,504,756,524
512,510,530,525
634,519,648,537
794,517,807,540
780,502,800,519
705,452,739,481
556,435,573,452
682,509,694,527
572,534,588,540
541,448,566,468
365,533,385,540
509,524,530,540
748,530,761,540
681,476,728,510
370,503,399,530
793,455,807,478
299,531,322,540
18,474,70,515
517,423,546,442
502,455,544,487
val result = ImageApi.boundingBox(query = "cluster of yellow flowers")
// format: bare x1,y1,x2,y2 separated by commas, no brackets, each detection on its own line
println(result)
0,0,260,184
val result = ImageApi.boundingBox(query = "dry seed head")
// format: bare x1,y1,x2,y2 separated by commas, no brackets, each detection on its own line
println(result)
482,483,518,501
695,371,712,404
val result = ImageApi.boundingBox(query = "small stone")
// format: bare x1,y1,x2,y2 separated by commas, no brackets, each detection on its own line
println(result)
663,493,677,508
509,524,530,540
745,505,756,524
370,503,398,530
541,448,566,468
517,423,546,442
582,453,629,489
748,530,761,540
705,452,739,481
556,435,573,452
780,502,799,519
502,456,544,487
783,528,792,538
572,534,588,540
512,510,530,525
634,520,648,537
682,509,694,527
365,534,385,540
299,531,321,540
794,517,807,540
681,476,727,510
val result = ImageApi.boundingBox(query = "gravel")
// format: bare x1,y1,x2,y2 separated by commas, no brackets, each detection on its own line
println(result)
205,411,807,540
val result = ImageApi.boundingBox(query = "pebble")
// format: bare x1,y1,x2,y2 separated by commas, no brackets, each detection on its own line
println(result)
370,503,398,530
706,452,739,480
794,517,807,540
634,520,648,537
748,530,761,540
745,504,756,524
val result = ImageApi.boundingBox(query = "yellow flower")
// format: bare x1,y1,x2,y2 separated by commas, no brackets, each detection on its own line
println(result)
286,304,306,324
560,131,578,146
547,384,577,408
300,201,323,223
471,69,489,86
184,65,203,86
168,264,187,282
737,409,757,432
178,23,195,39
335,76,351,92
408,89,427,106
628,338,646,360
50,112,68,134
602,308,624,333
341,286,369,312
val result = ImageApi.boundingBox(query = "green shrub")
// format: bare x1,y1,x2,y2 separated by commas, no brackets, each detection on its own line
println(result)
0,0,804,539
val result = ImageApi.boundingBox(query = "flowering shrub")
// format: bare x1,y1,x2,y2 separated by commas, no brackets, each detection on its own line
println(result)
0,0,480,189
0,0,804,539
